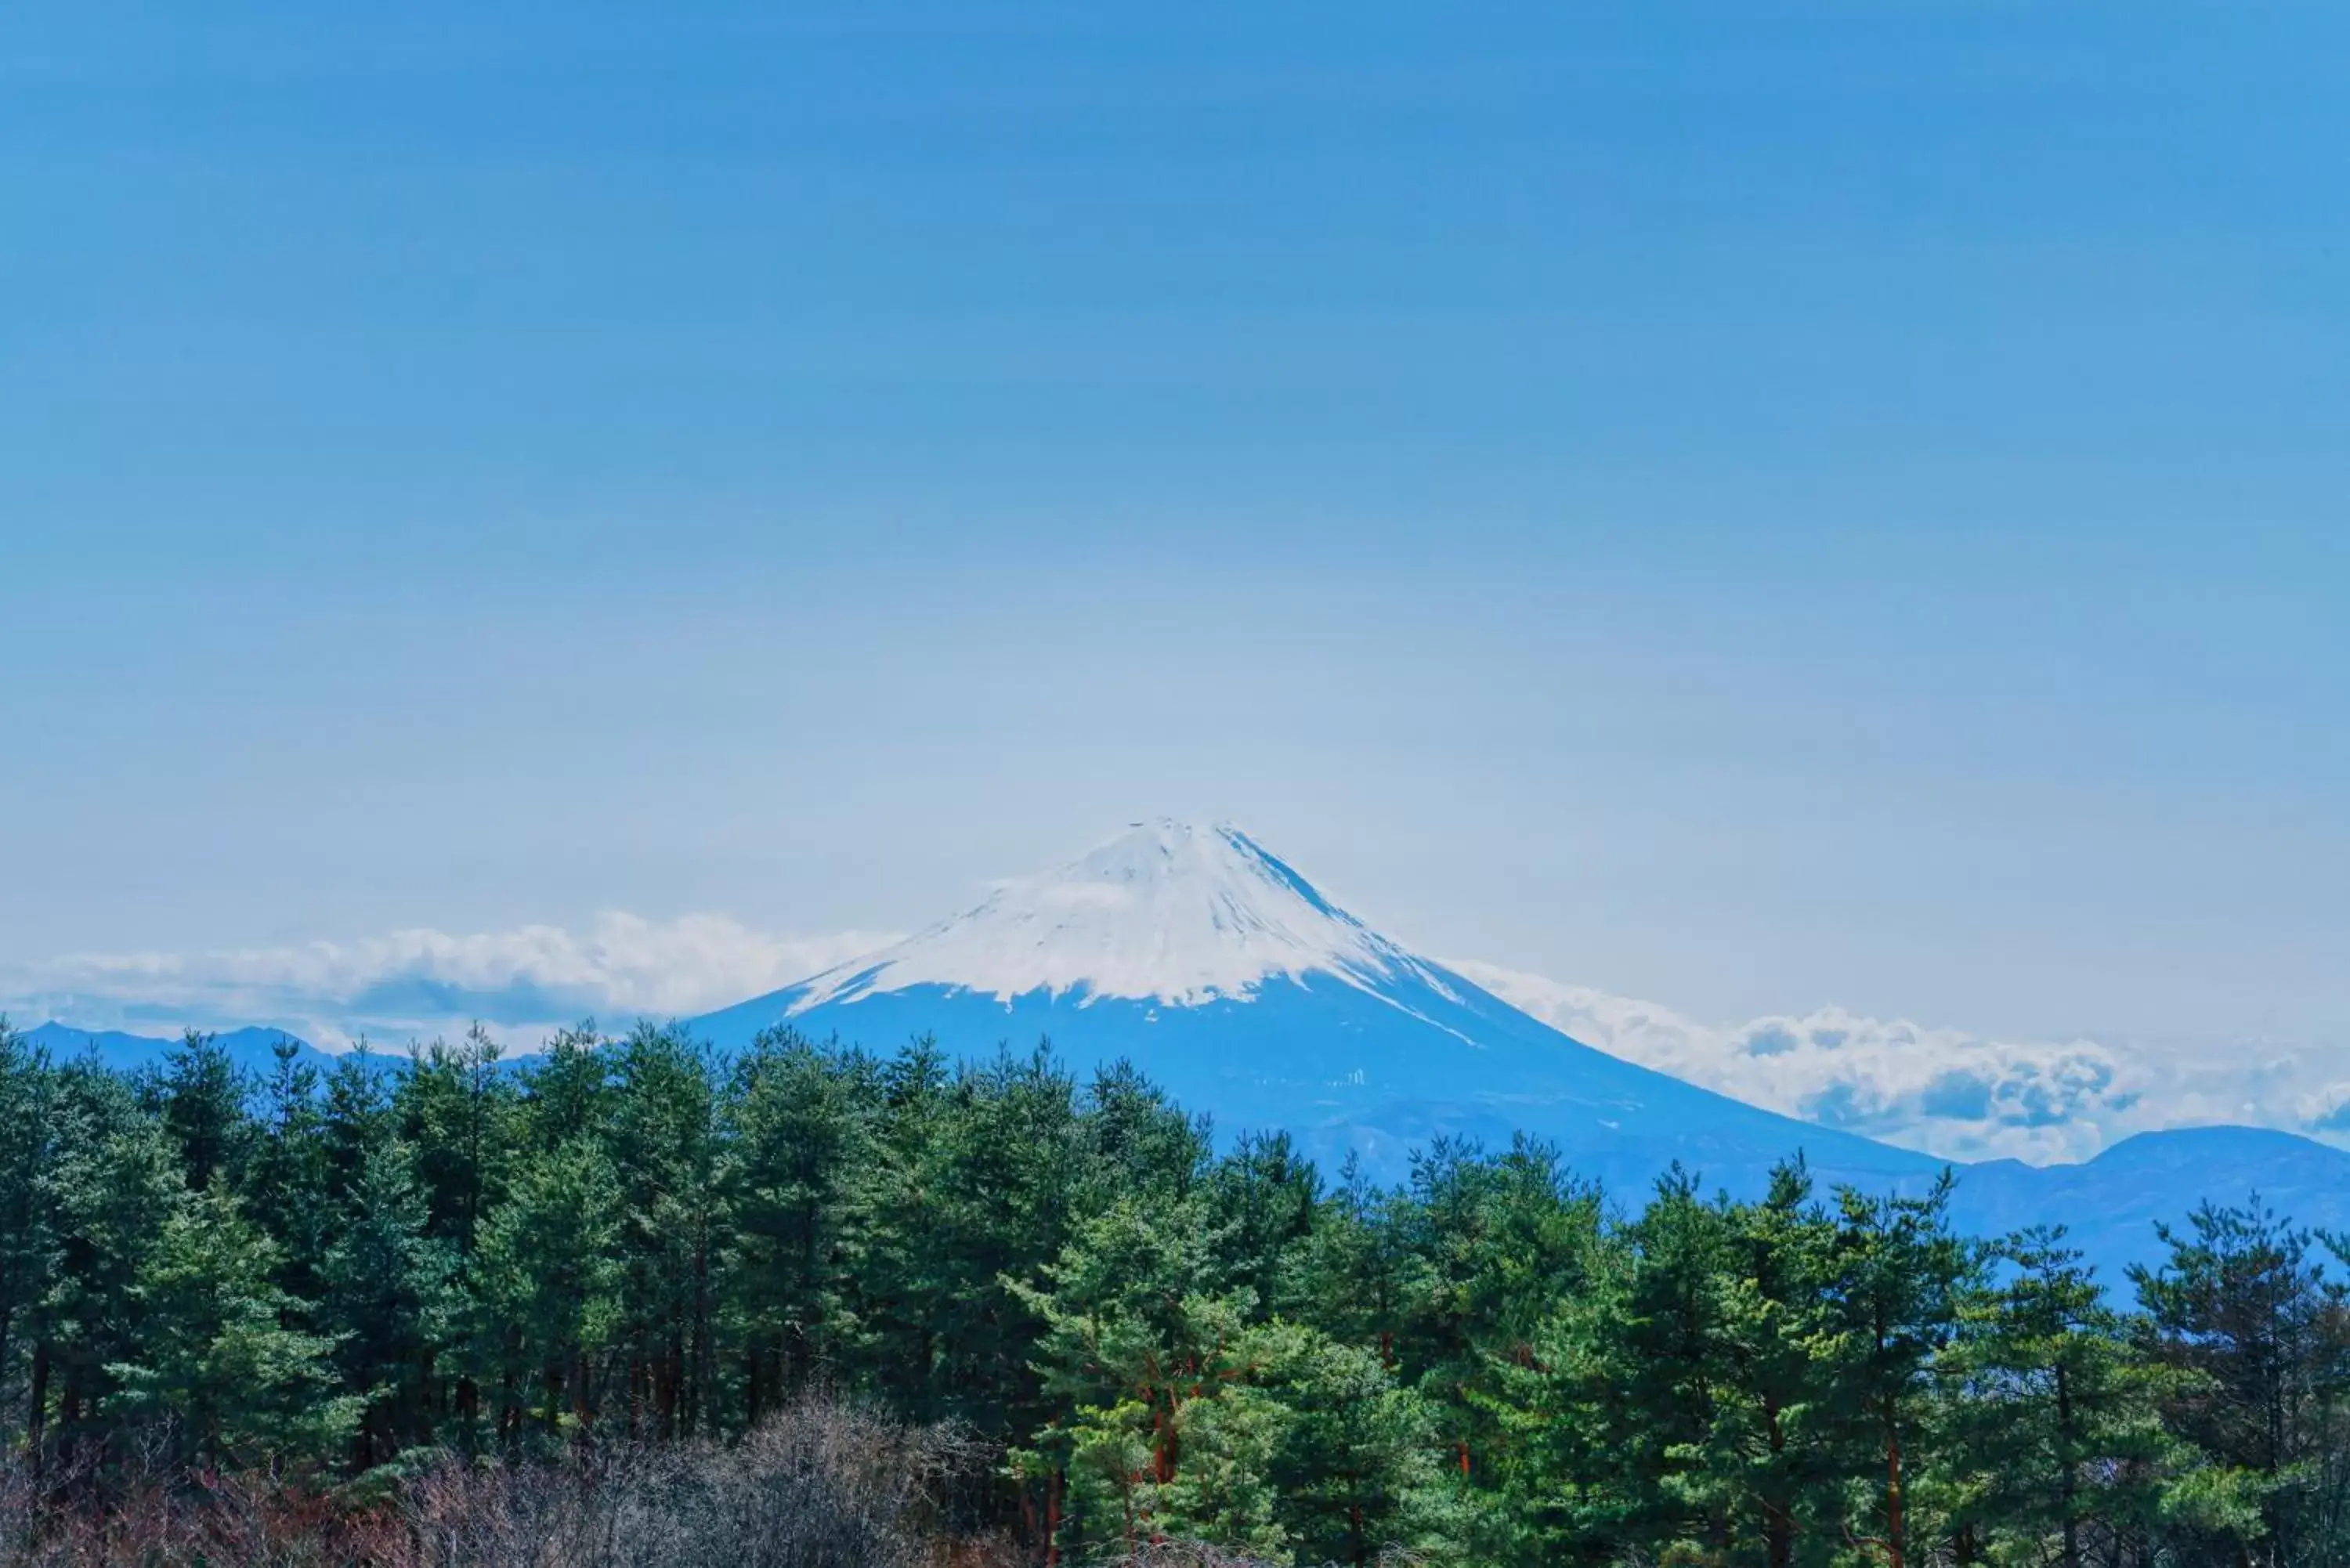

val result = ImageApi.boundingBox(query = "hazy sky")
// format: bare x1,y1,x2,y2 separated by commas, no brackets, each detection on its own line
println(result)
5,2,2348,1071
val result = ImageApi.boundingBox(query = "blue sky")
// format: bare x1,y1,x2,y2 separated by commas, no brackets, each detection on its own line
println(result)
5,2,2348,1145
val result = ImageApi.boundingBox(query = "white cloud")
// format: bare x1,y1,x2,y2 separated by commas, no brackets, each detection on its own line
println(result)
1449,960,2349,1165
8,917,2343,1164
2,916,895,1053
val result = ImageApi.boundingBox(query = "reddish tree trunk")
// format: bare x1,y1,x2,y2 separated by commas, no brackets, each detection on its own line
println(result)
1883,1403,1907,1568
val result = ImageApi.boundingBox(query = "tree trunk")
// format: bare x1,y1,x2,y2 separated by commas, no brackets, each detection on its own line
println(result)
24,1340,46,1462
2057,1363,2081,1568
1882,1400,1907,1568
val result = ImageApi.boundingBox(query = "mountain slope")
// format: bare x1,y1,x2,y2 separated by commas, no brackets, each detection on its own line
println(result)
692,821,1949,1197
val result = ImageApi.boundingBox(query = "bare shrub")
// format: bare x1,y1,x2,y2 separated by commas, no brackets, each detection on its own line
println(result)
0,1396,1003,1568
0,1443,403,1568
391,1396,990,1568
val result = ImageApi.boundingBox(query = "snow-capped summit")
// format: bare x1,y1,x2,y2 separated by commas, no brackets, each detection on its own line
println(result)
783,818,1452,1012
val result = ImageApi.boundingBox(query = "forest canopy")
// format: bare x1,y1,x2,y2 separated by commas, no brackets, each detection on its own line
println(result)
0,1018,2345,1568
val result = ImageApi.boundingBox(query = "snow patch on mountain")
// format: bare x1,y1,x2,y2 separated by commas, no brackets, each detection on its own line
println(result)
782,818,1462,1012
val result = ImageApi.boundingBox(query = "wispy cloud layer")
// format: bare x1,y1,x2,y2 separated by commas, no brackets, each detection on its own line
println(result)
5,918,2343,1165
1,916,893,1053
1452,960,2350,1164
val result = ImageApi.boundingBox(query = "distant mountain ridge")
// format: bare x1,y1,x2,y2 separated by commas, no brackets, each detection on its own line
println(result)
20,820,2349,1281
20,1021,336,1079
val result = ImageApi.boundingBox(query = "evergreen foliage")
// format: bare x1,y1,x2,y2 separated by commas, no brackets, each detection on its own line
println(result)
0,1013,2345,1568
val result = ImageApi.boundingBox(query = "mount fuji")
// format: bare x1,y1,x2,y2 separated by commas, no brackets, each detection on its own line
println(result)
689,820,1952,1199
686,821,2350,1272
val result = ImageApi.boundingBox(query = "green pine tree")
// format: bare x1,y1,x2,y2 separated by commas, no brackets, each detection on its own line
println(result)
241,1037,334,1309
1264,1321,1458,1566
606,1024,724,1437
321,1136,457,1465
107,1183,357,1468
1818,1172,1975,1568
0,1023,55,1445
470,1134,624,1443
719,1029,878,1417
154,1030,257,1194
1683,1160,1846,1568
31,1062,184,1459
2131,1198,2350,1568
1940,1225,2182,1568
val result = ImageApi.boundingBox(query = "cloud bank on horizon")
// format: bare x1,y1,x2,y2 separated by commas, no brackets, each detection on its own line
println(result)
6,916,2345,1165
1,918,888,1057
1451,963,2350,1165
